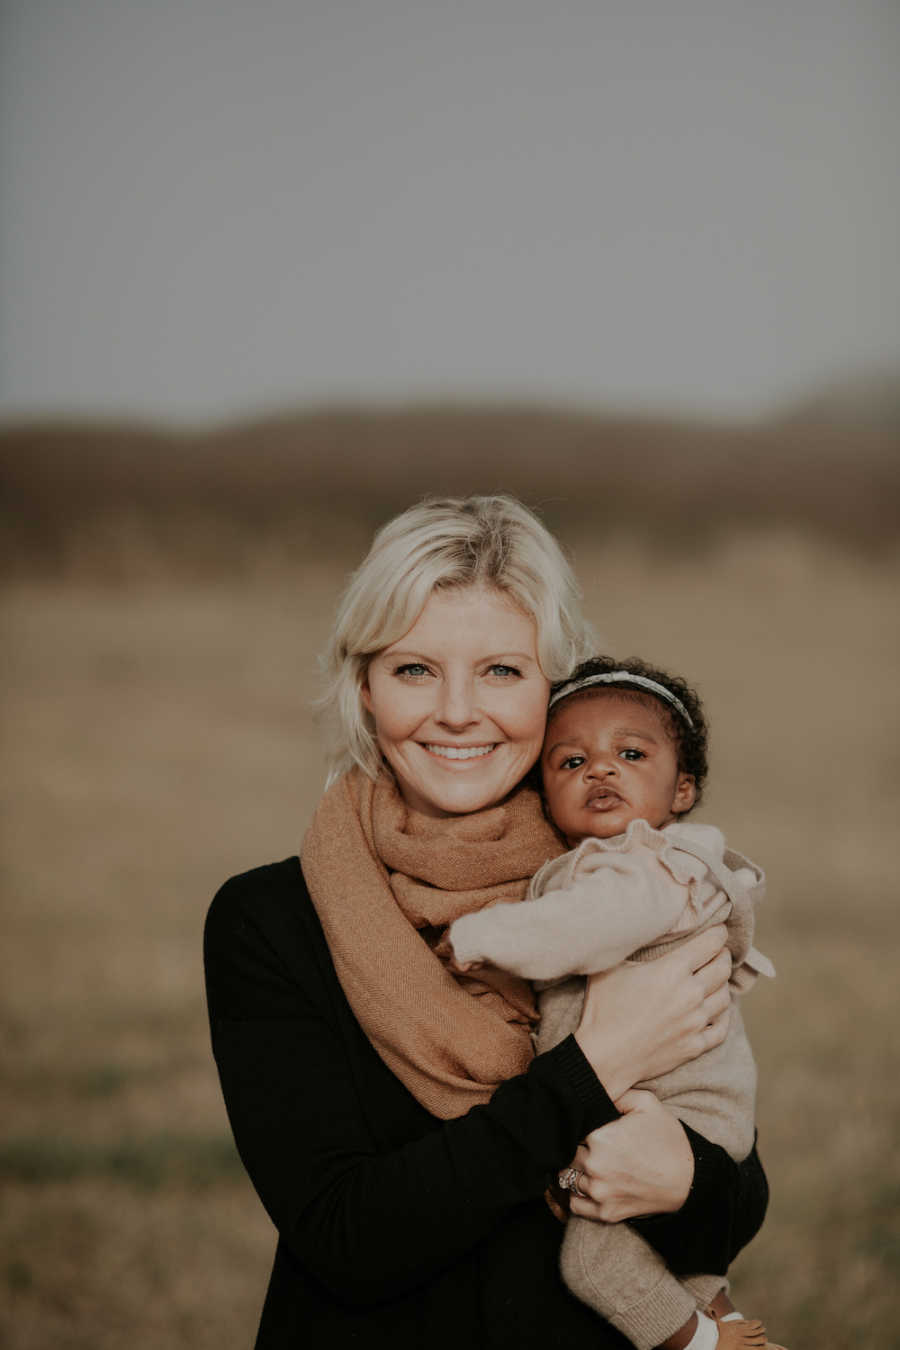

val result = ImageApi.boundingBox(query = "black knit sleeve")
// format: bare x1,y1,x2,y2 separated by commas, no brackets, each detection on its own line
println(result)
204,862,619,1308
631,1125,769,1276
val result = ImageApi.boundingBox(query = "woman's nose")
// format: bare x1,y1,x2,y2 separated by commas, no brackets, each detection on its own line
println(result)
436,676,477,728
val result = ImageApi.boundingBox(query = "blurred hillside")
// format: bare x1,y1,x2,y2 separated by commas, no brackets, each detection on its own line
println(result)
1,400,897,579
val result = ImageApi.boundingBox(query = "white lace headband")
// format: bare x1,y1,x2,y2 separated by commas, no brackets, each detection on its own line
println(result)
548,671,695,729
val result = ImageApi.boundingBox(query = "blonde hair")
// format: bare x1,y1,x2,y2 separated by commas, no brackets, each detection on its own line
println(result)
318,495,593,782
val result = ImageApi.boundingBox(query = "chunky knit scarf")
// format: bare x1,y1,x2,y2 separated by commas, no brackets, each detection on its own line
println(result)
301,767,564,1119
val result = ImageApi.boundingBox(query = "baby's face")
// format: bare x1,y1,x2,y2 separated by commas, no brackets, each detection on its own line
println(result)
540,692,696,846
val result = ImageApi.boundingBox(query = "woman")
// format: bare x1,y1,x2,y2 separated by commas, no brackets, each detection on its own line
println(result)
204,495,768,1348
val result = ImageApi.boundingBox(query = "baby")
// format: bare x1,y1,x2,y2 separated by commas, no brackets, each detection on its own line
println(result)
449,656,780,1350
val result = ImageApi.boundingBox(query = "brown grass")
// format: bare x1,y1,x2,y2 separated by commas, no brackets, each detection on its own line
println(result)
2,457,899,1345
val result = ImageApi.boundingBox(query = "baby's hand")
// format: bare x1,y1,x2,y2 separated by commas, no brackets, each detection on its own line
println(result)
435,932,484,975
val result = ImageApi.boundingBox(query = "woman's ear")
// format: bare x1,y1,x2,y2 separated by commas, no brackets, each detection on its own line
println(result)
360,678,373,715
672,773,696,815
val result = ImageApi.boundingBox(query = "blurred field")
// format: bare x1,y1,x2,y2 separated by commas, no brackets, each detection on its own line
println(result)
2,409,899,1347
2,404,899,578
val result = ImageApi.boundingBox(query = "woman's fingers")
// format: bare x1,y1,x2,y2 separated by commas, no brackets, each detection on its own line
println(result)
698,1004,730,1053
695,946,732,996
565,1093,694,1221
683,924,729,977
571,1141,591,1174
704,981,731,1020
614,1087,657,1112
573,924,736,1097
556,1145,596,1208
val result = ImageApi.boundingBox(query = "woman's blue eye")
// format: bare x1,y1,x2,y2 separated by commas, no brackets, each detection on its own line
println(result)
395,663,429,678
489,664,521,678
620,748,645,761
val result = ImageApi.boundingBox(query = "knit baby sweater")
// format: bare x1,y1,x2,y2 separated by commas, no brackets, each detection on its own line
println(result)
450,818,775,1173
450,819,773,992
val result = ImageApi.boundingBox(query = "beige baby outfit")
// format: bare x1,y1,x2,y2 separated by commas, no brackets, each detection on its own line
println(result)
449,819,775,1350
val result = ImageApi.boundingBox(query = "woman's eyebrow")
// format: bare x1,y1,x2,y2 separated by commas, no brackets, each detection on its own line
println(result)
382,648,538,664
483,651,539,664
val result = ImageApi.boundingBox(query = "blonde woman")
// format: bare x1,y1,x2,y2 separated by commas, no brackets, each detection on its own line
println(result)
204,496,768,1348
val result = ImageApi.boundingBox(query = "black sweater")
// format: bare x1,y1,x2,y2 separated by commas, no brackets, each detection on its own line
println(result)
204,858,768,1349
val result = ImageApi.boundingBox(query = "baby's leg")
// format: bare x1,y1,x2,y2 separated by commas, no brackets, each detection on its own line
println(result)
560,1216,772,1350
561,1212,700,1350
543,982,730,1347
684,1275,731,1312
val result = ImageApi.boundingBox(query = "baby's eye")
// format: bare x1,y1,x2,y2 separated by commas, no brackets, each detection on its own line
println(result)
619,748,645,761
394,662,430,678
560,754,586,770
487,663,522,678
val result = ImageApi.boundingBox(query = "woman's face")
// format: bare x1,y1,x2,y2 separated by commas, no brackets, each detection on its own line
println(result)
362,584,550,817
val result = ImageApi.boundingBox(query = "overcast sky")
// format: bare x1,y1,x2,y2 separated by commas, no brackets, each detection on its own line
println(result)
1,0,898,422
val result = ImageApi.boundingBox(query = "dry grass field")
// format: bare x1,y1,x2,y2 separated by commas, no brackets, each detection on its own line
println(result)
2,412,899,1347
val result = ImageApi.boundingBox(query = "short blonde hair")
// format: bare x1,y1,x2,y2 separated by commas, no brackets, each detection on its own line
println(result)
318,494,593,782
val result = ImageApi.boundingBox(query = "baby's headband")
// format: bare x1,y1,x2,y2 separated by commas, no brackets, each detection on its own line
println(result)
547,671,695,729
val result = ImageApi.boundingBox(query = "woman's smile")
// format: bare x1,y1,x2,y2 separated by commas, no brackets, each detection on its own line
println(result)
423,742,497,760
362,585,550,817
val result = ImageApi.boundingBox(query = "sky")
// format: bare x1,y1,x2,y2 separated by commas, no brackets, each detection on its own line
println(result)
1,0,898,422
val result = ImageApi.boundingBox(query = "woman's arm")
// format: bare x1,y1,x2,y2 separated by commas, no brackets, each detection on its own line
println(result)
203,862,620,1309
633,1122,769,1276
565,937,769,1273
565,1089,769,1274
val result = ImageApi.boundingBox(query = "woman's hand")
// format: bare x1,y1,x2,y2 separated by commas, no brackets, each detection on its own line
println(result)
574,925,731,1102
567,1089,694,1222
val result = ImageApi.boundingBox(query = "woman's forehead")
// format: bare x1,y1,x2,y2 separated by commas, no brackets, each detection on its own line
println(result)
384,584,537,653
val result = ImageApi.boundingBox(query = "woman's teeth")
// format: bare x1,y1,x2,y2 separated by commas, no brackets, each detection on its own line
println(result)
425,744,494,760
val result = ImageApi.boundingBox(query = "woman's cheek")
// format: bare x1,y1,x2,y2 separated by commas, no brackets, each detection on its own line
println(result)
519,682,550,746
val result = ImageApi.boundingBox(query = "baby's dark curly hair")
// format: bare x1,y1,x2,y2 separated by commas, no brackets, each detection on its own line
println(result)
547,655,709,810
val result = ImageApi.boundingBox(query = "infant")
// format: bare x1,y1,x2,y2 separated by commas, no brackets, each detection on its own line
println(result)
449,656,781,1350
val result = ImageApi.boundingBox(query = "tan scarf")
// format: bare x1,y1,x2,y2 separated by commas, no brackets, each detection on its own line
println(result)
301,767,564,1119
